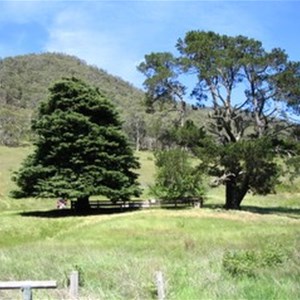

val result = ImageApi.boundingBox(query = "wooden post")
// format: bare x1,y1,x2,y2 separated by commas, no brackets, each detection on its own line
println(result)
22,286,32,300
69,271,79,299
155,271,165,300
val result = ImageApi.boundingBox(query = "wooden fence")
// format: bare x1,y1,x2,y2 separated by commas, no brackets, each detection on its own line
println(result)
70,198,203,211
0,270,167,300
0,271,78,300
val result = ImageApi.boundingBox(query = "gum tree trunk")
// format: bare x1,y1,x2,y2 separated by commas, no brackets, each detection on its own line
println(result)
225,175,249,210
225,177,240,210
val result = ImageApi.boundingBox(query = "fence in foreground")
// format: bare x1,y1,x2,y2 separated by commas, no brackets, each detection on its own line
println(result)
0,270,166,300
0,271,78,300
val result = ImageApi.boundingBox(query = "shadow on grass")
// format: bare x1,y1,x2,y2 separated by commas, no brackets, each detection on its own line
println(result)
20,204,300,219
19,207,141,218
204,203,300,219
160,205,193,210
19,204,196,218
242,205,300,219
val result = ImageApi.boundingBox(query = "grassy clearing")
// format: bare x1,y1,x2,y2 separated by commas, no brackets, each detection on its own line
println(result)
1,146,300,299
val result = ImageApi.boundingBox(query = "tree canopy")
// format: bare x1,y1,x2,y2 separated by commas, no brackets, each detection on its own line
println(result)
12,77,141,210
138,30,300,209
151,148,205,203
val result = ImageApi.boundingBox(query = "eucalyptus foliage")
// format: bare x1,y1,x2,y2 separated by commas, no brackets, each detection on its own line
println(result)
139,31,300,209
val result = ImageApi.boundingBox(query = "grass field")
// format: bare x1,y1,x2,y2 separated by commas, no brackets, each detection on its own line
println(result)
1,146,300,299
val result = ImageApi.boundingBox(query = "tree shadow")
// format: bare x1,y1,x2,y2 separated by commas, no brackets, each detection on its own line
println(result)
19,207,141,218
242,205,300,219
19,204,300,219
204,203,300,219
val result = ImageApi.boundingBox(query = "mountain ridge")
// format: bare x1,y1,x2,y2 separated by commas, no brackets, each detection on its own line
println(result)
0,52,144,110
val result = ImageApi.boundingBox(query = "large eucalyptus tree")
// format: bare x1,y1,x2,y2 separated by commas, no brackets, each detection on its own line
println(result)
139,31,300,209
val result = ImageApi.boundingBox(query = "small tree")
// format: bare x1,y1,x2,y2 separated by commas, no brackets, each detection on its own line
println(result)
151,148,205,204
12,77,141,210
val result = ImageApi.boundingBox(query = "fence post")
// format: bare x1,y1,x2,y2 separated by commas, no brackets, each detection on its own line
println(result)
155,271,165,300
22,286,32,300
69,271,79,299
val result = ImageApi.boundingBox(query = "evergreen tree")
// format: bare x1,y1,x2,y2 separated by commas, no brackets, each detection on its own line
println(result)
12,77,141,210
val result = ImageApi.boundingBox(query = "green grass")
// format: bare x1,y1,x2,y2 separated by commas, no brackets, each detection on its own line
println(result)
135,151,155,197
1,209,300,299
1,146,300,299
0,146,31,198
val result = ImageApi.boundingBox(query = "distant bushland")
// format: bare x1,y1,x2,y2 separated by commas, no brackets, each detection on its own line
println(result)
0,52,204,148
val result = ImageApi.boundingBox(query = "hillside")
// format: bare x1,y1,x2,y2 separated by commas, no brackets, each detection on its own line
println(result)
0,52,144,110
0,52,206,148
0,53,145,146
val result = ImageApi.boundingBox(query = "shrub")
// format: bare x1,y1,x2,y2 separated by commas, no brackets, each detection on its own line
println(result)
150,148,205,202
223,245,285,277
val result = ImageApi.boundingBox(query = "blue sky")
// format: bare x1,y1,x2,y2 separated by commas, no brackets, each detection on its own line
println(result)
0,0,299,89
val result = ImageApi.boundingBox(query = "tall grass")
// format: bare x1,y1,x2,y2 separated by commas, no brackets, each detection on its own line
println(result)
1,210,300,299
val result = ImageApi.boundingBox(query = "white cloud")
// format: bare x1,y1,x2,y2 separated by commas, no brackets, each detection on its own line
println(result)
45,7,143,86
1,0,291,88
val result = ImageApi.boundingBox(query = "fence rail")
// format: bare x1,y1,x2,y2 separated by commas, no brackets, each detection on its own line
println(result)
0,270,166,300
0,272,78,300
0,280,57,289
70,198,203,210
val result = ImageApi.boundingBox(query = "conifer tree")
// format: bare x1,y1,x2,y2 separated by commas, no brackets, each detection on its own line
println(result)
12,77,141,210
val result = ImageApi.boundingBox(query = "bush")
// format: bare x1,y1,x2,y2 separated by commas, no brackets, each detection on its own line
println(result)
223,245,285,277
150,148,205,202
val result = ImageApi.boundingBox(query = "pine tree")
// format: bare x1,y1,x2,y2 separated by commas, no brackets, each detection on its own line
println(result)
12,77,141,210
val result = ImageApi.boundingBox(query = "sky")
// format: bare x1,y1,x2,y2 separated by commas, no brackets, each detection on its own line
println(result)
0,0,299,90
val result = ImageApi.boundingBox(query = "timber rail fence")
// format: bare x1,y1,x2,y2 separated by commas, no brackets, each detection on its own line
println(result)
70,198,203,211
0,270,167,300
0,271,78,300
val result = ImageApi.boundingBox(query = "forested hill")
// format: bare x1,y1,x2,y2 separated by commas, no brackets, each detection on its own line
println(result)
0,52,144,110
0,52,205,148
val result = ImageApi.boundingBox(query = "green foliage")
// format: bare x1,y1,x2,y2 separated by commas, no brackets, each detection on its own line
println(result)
1,142,300,299
223,244,286,277
12,77,141,203
139,30,300,209
216,138,280,193
150,148,205,201
137,52,185,108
